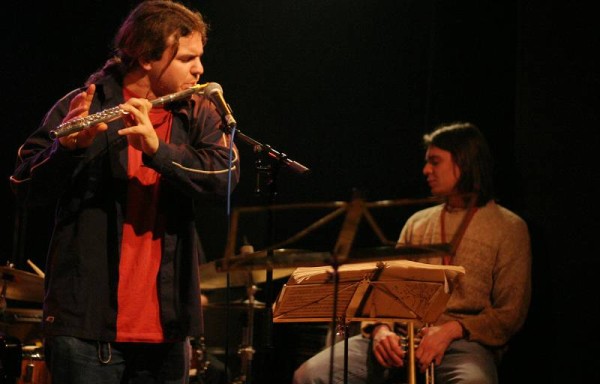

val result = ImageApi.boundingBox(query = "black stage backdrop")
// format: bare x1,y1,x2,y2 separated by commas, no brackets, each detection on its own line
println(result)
0,1,597,382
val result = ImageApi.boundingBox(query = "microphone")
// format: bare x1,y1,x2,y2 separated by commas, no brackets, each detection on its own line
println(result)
204,82,237,130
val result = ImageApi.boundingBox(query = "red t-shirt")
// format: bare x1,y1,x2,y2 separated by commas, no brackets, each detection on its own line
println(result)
116,89,172,342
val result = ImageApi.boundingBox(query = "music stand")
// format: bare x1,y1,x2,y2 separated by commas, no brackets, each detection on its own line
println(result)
218,195,451,271
216,194,473,384
272,260,465,384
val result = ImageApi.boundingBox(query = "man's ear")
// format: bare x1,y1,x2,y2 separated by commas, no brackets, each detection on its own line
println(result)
138,57,152,71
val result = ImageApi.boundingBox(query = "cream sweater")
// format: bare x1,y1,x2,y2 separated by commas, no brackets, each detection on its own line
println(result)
396,200,532,347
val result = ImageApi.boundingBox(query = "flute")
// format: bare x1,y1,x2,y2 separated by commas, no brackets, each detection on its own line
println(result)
49,82,211,139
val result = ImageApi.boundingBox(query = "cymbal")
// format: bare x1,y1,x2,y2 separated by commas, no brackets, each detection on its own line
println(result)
203,299,266,309
214,248,333,272
211,245,449,272
200,253,296,290
0,266,44,303
347,244,451,262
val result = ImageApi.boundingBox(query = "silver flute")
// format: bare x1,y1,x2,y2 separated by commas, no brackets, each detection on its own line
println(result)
49,82,211,139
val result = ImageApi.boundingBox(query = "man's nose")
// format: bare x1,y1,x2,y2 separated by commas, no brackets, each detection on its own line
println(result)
422,163,431,175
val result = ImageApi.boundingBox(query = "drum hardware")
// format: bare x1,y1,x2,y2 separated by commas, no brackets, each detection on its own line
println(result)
199,250,299,291
0,261,48,383
3,309,43,324
22,363,34,383
18,344,50,384
200,244,300,384
230,283,258,384
190,336,211,379
20,345,42,383
0,265,44,304
0,332,22,383
1,280,8,314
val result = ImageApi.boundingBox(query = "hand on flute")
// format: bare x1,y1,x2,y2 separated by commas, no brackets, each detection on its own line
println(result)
58,84,108,150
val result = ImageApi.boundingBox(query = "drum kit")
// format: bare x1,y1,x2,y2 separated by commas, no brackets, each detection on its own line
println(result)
0,263,48,384
195,247,334,384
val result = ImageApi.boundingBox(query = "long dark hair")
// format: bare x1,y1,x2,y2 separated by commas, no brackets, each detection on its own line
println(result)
86,0,208,85
423,122,495,206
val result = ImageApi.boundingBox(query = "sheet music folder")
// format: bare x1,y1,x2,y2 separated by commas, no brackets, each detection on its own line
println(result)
272,259,465,324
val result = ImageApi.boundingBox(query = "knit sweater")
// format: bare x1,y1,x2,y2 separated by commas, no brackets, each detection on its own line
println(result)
397,200,532,347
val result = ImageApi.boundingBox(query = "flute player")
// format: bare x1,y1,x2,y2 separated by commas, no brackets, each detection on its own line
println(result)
10,1,240,383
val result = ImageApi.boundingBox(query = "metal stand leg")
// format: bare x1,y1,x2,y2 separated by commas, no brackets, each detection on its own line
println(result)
425,362,435,384
405,322,435,384
231,283,258,384
407,322,416,384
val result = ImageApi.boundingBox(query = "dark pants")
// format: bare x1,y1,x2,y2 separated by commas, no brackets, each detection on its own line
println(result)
45,336,190,384
293,334,498,384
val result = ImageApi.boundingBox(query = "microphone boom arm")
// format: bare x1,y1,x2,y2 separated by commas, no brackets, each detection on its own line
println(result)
229,128,310,174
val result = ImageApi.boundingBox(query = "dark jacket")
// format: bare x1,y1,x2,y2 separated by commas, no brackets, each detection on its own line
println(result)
10,75,240,341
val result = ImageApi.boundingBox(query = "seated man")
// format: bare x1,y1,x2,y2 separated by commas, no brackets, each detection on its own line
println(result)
292,122,531,384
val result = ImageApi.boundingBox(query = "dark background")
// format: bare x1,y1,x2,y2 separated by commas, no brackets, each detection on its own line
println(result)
1,0,597,382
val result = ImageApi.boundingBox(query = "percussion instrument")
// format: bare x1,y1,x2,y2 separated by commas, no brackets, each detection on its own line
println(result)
0,264,48,383
18,344,51,384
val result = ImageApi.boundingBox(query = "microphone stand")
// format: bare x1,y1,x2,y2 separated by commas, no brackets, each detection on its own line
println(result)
224,125,309,384
222,126,310,176
254,146,278,384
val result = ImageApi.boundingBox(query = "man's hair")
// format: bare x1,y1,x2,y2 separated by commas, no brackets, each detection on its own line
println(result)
86,0,208,85
423,122,495,206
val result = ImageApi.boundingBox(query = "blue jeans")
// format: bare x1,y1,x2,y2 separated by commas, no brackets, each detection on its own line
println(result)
45,336,190,384
293,334,498,384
